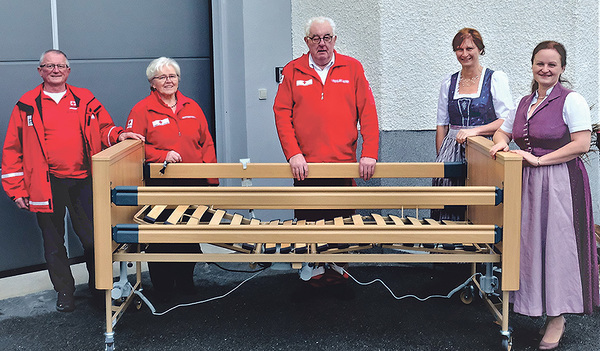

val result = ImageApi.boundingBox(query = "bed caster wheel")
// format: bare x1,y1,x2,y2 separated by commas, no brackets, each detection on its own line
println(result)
501,335,512,350
501,328,513,351
460,284,475,304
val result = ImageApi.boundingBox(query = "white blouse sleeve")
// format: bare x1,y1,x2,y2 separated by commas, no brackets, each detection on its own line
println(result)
499,107,516,134
563,92,591,133
490,70,515,120
436,74,452,126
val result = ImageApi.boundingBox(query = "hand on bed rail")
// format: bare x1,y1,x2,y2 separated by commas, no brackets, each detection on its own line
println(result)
359,156,376,181
160,150,183,174
288,153,308,180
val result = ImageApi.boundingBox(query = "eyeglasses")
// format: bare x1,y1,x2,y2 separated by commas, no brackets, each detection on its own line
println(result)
307,35,334,44
40,64,69,71
152,74,179,82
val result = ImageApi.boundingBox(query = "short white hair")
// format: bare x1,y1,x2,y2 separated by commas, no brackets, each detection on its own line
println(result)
39,49,70,67
304,16,336,37
146,57,181,82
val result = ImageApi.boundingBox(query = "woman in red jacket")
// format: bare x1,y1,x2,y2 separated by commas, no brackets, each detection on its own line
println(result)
125,57,218,300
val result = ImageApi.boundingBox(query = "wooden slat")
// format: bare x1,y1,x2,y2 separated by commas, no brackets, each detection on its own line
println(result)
294,220,307,253
145,205,167,223
166,205,189,225
208,209,226,226
351,214,364,226
250,218,261,254
187,205,208,225
333,217,344,226
315,219,327,249
230,213,243,226
389,215,405,225
407,217,422,226
281,221,293,251
424,218,440,226
372,213,386,226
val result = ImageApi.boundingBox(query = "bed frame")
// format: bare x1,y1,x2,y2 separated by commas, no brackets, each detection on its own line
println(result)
92,136,522,351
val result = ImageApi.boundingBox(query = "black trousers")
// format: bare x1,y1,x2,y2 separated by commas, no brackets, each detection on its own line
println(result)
36,176,94,294
293,178,356,221
145,177,208,292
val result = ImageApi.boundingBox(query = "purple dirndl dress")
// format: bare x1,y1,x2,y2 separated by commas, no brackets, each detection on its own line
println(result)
510,83,599,316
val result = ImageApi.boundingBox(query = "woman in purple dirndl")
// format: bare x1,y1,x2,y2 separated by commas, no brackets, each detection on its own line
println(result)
491,41,599,350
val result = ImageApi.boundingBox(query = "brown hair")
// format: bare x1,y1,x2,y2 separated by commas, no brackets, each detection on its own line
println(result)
530,41,568,93
452,28,485,55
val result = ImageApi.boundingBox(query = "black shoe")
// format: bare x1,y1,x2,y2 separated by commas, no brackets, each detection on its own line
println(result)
56,292,75,312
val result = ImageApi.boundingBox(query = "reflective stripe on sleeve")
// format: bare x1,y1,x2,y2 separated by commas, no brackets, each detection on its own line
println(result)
1,172,24,179
29,200,50,206
107,126,117,146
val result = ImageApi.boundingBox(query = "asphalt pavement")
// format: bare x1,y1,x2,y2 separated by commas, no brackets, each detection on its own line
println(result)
1,262,599,351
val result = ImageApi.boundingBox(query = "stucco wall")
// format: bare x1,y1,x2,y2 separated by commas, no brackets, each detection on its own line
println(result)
292,0,599,131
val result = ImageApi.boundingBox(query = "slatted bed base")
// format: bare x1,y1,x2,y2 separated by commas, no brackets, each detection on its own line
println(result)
121,204,498,257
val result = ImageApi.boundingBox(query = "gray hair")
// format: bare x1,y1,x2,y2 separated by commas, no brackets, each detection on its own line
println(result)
304,16,336,37
146,57,181,82
39,49,70,67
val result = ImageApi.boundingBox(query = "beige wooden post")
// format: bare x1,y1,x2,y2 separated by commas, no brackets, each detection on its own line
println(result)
466,136,522,291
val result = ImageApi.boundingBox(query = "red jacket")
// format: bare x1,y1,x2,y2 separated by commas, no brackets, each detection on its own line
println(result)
273,51,379,162
1,84,124,212
125,91,218,184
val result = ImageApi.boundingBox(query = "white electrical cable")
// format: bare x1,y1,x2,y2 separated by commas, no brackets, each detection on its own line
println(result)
133,270,263,316
340,266,482,302
130,265,483,318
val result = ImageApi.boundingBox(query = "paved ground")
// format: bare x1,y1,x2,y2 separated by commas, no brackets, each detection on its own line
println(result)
1,262,599,351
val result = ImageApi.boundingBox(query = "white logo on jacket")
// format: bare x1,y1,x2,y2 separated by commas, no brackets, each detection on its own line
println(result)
296,79,313,86
27,115,33,126
126,119,133,129
331,79,350,84
152,118,170,127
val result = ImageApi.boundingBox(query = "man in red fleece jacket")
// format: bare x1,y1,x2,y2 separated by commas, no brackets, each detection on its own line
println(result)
274,16,379,218
273,17,379,296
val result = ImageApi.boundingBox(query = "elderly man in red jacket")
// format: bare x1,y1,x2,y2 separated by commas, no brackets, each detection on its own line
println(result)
1,49,143,312
273,17,379,297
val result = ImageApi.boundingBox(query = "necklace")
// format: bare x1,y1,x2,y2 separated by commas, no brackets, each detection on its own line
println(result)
459,68,482,88
168,100,177,109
